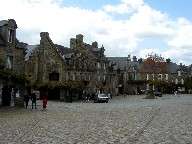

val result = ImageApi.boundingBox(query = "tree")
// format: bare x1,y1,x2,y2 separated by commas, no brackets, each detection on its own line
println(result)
186,76,192,90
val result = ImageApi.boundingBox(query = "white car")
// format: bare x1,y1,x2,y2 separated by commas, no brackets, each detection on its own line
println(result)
94,94,109,103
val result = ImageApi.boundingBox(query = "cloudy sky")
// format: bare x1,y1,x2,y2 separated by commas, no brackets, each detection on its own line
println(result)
0,0,192,65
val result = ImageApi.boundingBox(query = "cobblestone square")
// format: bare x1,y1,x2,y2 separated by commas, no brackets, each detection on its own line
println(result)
0,94,192,144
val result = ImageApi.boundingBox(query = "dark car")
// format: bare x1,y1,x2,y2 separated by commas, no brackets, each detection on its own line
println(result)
154,92,162,97
94,94,109,103
138,90,145,95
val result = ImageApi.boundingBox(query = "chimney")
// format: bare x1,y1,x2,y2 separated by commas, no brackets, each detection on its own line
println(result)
40,32,49,38
70,38,76,48
166,58,171,64
138,58,143,63
92,41,98,48
132,56,137,62
76,34,83,46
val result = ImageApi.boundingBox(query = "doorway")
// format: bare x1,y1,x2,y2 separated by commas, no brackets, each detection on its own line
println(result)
2,85,14,106
48,88,60,100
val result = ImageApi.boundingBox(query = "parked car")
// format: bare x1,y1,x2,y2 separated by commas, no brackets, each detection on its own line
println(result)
138,90,145,95
94,94,109,103
154,92,162,97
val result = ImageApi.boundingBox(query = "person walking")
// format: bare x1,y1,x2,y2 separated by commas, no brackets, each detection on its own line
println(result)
31,92,37,109
24,92,29,108
174,89,177,96
42,97,48,111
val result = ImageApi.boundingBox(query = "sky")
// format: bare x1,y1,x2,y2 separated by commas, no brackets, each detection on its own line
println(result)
0,0,192,65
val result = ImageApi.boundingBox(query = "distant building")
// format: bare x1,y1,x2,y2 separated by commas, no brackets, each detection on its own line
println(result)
108,55,189,95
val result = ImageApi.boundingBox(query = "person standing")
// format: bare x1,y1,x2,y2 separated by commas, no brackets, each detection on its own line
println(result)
173,89,177,96
42,97,48,111
24,92,29,108
31,92,37,109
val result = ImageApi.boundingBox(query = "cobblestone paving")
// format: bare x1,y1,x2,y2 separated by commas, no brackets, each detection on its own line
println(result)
0,94,192,144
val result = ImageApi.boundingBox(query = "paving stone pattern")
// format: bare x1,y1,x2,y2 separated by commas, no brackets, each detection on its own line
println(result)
0,94,192,144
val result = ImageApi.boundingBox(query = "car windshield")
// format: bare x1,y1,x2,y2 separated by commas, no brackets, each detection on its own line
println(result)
98,94,107,97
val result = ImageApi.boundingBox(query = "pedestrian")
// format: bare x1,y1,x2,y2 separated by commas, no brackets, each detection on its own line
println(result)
70,94,72,103
31,92,37,109
108,93,111,99
124,91,126,97
24,92,29,108
87,93,90,101
42,97,48,111
174,89,177,96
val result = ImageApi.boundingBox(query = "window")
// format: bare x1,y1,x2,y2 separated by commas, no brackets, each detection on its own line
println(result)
146,84,149,90
178,70,181,76
98,75,100,81
103,63,106,69
146,74,149,80
6,56,13,69
72,73,76,81
97,62,100,69
66,73,69,80
133,73,137,80
8,29,14,43
103,75,106,81
84,73,87,81
165,74,168,80
158,74,162,80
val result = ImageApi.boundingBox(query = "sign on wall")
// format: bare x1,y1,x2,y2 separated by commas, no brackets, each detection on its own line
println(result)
49,72,59,81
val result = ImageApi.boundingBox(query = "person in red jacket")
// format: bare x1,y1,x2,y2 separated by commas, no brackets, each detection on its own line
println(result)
42,97,48,111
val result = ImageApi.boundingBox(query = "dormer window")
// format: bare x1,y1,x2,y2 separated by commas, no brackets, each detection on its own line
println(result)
8,28,14,43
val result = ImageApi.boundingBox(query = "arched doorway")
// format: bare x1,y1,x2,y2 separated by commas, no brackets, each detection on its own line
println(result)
2,85,14,106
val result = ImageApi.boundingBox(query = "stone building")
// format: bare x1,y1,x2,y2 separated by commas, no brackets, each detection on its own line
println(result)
1,19,190,106
60,34,109,97
108,54,189,95
25,32,109,101
0,19,27,106
25,31,190,99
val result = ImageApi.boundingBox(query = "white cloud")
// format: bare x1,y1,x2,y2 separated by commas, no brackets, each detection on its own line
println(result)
0,0,192,65
103,0,144,14
167,18,192,48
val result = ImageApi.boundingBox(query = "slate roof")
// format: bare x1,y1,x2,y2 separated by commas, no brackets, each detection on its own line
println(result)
55,43,108,61
25,45,38,61
108,56,181,74
55,44,74,59
0,20,8,26
0,35,6,45
15,39,28,49
107,57,141,72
